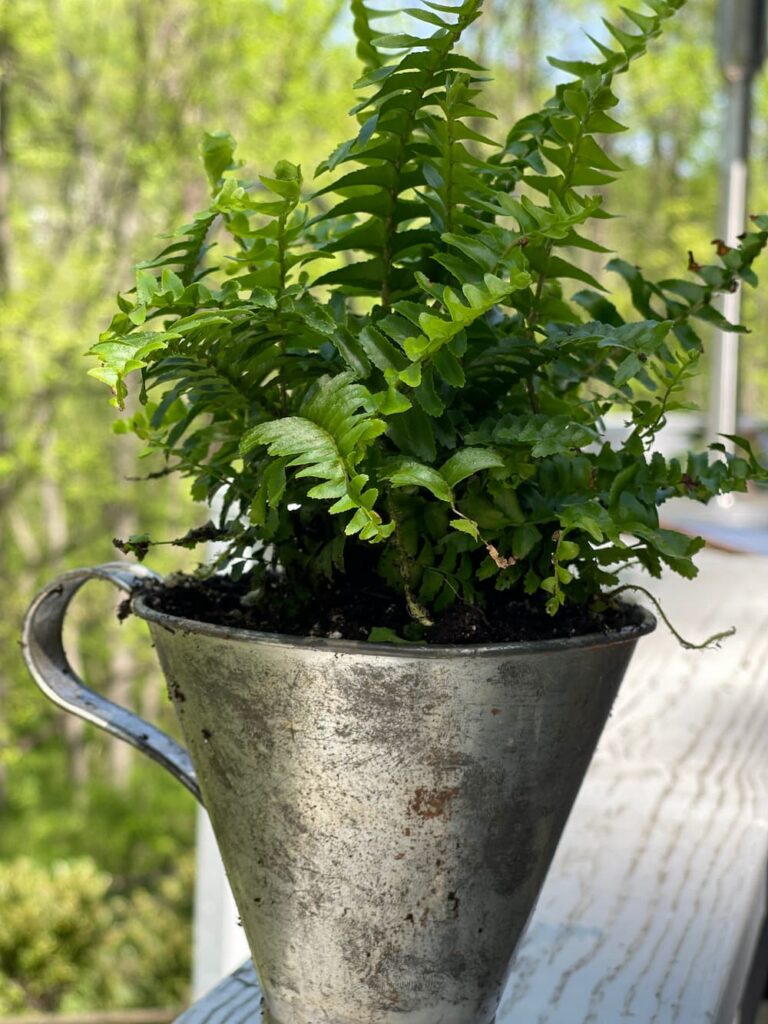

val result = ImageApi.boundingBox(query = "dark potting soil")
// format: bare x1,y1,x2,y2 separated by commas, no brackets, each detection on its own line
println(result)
134,572,644,645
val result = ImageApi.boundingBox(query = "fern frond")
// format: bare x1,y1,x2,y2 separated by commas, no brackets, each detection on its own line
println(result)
240,373,394,541
351,0,386,71
608,216,768,350
135,211,217,287
315,0,485,308
476,1,688,332
497,1,687,227
419,72,499,236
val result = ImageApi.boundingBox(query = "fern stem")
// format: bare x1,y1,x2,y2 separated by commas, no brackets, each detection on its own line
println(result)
444,105,456,235
523,84,599,412
525,375,539,413
387,493,434,627
277,210,288,413
381,195,396,312
605,583,735,650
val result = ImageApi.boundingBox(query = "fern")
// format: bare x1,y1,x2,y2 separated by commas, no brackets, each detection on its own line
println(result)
315,0,485,308
241,373,393,542
90,0,768,633
351,0,386,71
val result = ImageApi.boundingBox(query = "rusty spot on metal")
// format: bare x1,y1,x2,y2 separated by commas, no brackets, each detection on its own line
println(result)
383,986,400,1006
408,786,459,819
403,827,411,836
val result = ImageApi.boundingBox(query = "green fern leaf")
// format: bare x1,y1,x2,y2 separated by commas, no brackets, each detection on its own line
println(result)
240,373,393,541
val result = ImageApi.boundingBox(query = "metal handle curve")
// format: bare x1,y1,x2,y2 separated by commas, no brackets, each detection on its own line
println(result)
21,562,202,804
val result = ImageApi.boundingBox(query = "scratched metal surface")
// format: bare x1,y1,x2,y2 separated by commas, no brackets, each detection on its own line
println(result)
175,551,768,1024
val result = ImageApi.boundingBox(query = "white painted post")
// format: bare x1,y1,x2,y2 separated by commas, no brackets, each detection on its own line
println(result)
192,807,251,1000
708,0,766,463
191,496,252,997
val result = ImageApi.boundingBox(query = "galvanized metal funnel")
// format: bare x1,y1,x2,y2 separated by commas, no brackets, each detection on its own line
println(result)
22,565,654,1024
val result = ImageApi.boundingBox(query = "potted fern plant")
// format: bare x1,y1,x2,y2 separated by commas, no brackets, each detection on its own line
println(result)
23,1,768,1022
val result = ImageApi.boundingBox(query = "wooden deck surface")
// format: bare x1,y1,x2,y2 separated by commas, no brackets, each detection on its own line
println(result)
176,550,768,1024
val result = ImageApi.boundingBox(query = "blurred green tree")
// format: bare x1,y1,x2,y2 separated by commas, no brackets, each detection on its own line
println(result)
0,0,356,1010
0,855,193,1013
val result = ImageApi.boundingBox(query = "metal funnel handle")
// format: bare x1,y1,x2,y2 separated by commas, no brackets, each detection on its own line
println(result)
21,563,202,804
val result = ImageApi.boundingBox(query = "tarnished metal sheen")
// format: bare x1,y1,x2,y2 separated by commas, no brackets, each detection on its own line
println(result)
21,564,200,800
22,564,655,1024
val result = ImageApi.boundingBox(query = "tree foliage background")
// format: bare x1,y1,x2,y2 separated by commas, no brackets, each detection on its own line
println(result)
0,0,765,1012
